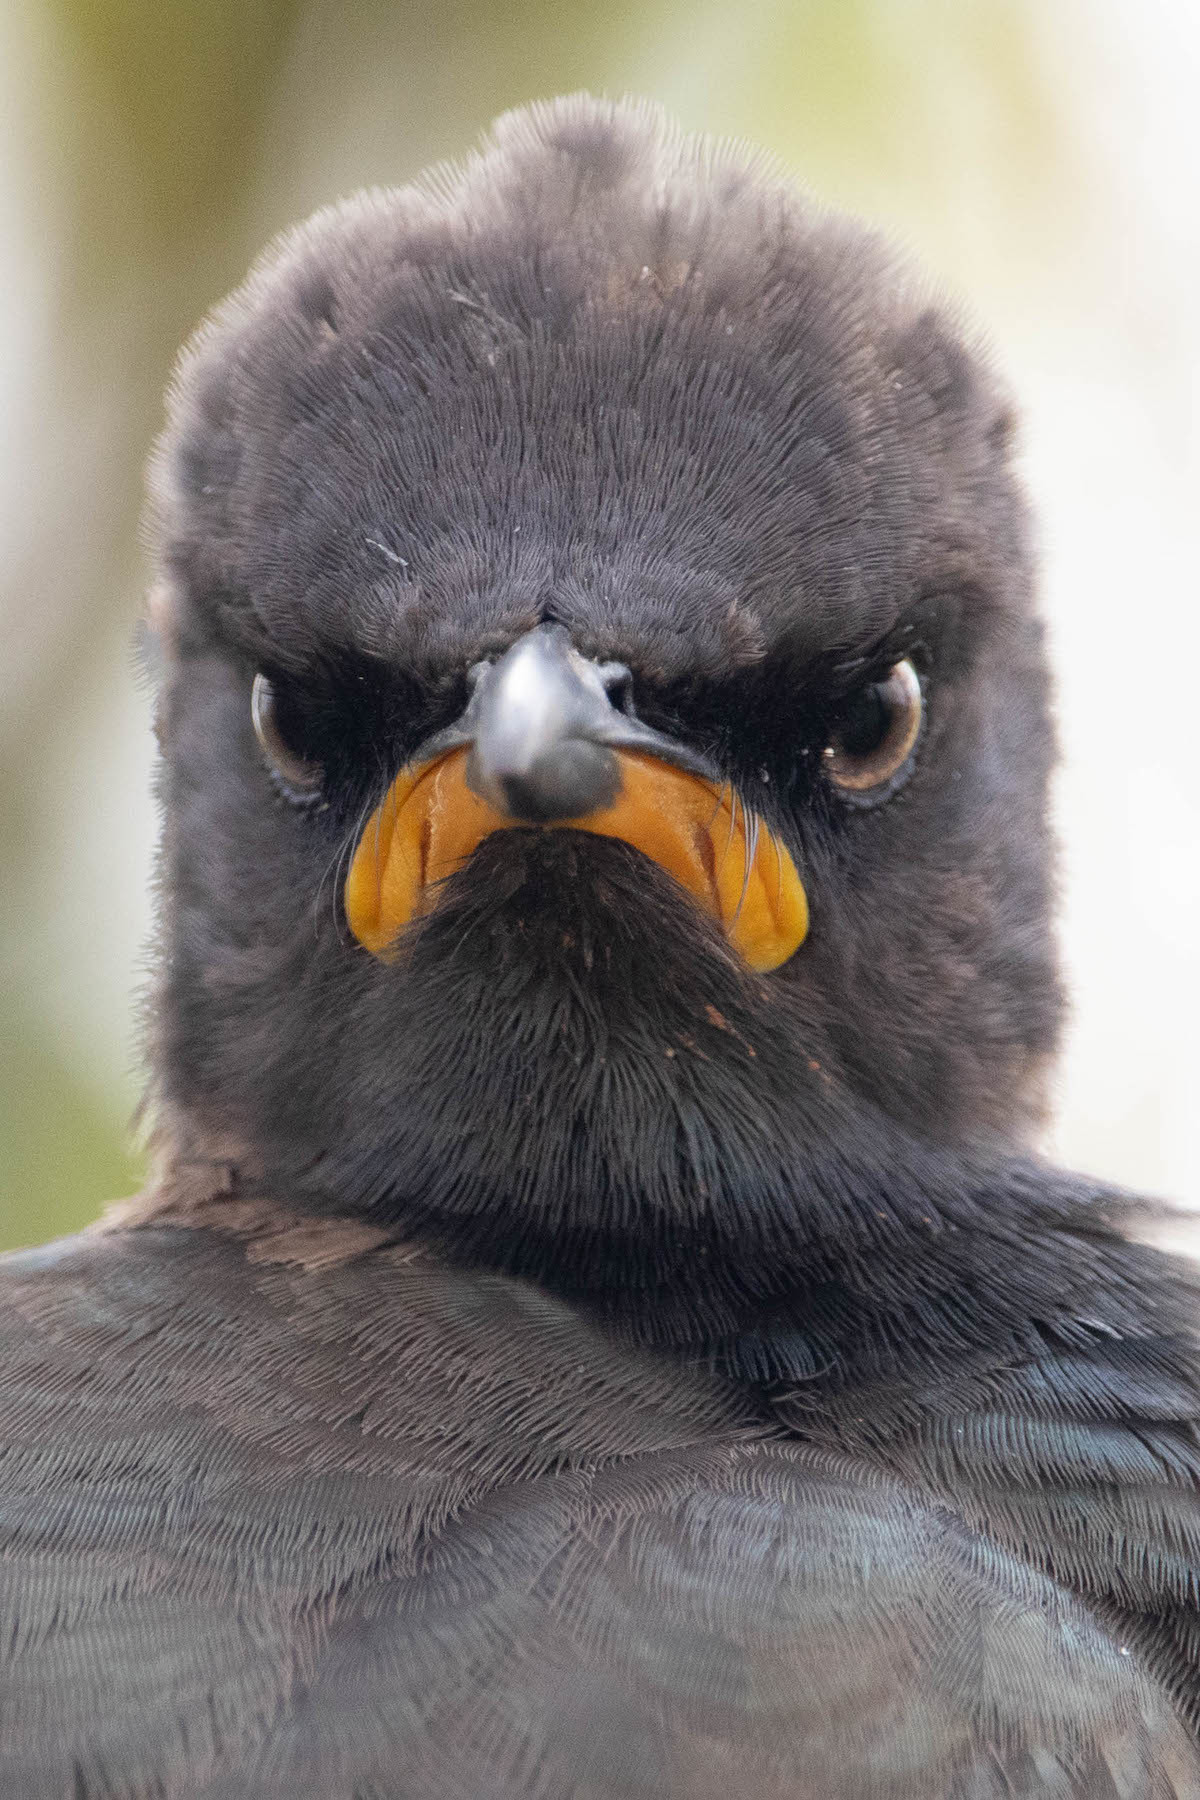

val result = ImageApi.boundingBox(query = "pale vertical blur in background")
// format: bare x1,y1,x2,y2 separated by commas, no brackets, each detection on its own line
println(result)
1,0,1197,1249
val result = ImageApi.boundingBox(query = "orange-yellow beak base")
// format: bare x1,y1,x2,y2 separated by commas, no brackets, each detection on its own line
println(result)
344,748,808,973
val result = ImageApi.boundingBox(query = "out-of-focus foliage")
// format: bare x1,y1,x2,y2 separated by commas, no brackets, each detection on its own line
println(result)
1,1009,142,1244
1,0,1197,1250
52,0,304,237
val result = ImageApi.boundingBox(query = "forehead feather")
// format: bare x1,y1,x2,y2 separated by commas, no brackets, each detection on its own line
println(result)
151,94,1021,685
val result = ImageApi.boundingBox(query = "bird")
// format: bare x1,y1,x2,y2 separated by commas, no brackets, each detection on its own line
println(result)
2,91,1200,1799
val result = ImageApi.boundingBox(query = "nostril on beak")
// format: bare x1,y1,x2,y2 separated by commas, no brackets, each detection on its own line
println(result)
596,661,635,716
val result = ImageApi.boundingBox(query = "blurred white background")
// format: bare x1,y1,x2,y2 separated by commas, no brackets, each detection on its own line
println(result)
1,0,1196,1245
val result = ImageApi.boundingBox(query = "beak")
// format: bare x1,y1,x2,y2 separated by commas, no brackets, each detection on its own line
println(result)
344,623,809,971
432,623,716,820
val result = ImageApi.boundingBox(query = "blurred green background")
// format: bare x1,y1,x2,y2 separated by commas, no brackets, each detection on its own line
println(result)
2,0,1197,1249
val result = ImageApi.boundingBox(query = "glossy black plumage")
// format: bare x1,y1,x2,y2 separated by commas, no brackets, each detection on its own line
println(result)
3,95,1199,1797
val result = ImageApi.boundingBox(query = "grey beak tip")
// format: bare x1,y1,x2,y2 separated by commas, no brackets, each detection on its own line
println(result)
453,621,713,824
466,738,622,823
465,625,629,823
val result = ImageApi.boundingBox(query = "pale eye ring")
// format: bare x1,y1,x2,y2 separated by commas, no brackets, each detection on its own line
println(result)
250,673,323,801
823,658,923,802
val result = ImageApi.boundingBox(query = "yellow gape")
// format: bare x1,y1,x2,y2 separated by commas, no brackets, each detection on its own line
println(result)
344,748,808,973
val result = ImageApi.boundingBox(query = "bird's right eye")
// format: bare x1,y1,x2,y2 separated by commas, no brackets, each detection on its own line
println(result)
250,674,323,802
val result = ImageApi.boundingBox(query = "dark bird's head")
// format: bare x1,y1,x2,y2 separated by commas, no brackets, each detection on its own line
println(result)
147,96,1059,1307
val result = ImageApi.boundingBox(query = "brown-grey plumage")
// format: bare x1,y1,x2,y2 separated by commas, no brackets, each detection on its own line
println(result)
4,94,1200,1798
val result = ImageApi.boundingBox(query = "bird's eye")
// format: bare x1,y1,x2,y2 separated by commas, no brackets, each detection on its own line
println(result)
250,674,323,802
823,658,923,802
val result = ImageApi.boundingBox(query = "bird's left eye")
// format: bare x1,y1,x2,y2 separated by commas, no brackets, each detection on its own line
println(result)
250,674,323,802
823,658,923,802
